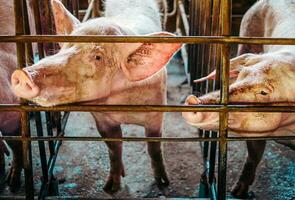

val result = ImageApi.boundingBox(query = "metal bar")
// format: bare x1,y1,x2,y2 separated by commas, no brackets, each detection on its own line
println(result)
3,35,295,45
23,0,34,65
32,0,45,58
0,135,294,142
14,0,34,199
218,0,231,199
1,104,295,112
208,132,217,184
178,0,189,36
45,112,55,157
83,0,95,22
167,0,177,17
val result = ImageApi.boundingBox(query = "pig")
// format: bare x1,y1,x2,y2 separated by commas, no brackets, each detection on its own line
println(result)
0,0,25,192
11,0,181,193
182,0,295,198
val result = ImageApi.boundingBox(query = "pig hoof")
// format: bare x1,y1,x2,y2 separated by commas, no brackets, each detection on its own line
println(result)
103,169,125,194
155,174,170,189
231,182,254,199
6,167,21,193
103,176,121,194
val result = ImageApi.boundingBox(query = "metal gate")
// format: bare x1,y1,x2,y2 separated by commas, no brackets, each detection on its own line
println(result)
1,0,295,199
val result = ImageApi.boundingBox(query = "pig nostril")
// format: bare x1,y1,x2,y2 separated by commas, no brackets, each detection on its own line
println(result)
25,83,33,91
14,78,20,85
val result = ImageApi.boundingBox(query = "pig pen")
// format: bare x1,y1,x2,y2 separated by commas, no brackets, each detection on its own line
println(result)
1,58,295,200
1,0,295,199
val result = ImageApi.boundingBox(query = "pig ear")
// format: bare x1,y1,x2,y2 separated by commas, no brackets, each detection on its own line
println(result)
193,53,256,83
194,69,239,83
51,0,80,35
121,32,182,81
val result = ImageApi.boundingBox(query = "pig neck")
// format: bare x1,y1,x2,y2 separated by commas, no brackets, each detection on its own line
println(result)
104,0,162,34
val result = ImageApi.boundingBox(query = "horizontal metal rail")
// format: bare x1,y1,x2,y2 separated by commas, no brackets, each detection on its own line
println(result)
0,136,294,142
0,104,295,112
1,35,295,45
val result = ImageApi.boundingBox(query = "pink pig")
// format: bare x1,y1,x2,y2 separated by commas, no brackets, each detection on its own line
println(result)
182,0,295,198
11,0,181,193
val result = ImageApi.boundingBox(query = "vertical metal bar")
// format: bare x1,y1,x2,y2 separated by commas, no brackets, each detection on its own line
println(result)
32,0,45,59
14,0,34,199
218,0,231,199
188,0,197,90
46,112,55,156
34,112,48,183
23,0,34,66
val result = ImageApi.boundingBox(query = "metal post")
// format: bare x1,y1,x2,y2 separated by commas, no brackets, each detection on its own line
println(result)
218,0,231,199
14,0,34,199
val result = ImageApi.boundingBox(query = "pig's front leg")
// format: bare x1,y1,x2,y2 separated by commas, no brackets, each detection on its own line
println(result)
145,126,169,188
231,140,266,198
93,117,125,193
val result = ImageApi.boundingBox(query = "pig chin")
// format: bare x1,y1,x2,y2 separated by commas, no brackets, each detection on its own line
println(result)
31,86,77,107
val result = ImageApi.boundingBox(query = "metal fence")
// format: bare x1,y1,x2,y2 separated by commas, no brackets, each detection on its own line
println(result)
1,0,295,199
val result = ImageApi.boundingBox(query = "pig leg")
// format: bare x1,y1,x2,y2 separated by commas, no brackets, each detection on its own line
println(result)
94,119,125,193
6,140,23,192
231,140,266,198
145,127,169,188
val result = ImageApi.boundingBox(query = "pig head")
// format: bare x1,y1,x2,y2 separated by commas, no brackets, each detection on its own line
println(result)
182,52,295,136
11,0,181,107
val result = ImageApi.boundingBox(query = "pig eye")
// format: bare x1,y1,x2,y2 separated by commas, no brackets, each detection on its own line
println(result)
260,91,268,95
95,55,102,61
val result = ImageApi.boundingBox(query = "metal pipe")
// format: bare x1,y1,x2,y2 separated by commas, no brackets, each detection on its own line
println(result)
3,35,295,45
0,135,294,142
83,0,95,22
178,0,189,36
14,0,34,199
218,0,231,199
1,104,295,112
167,0,177,17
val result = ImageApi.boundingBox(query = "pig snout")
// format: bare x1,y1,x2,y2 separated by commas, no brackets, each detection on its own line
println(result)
182,95,219,130
11,70,40,99
182,95,204,124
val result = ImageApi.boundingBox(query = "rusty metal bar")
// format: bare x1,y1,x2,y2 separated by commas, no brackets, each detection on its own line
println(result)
1,104,295,112
32,0,45,58
218,0,231,199
14,0,34,199
3,35,295,45
0,135,294,142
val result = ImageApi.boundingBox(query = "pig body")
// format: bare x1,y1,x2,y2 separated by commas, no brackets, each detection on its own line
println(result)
0,0,23,192
182,0,295,198
12,0,181,193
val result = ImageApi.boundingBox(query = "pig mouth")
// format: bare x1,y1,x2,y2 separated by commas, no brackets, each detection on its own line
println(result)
31,86,77,107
